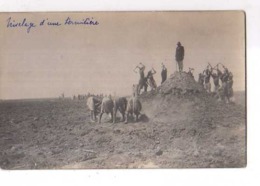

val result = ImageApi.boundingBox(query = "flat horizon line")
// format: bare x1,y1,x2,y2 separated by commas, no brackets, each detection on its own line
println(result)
0,90,246,101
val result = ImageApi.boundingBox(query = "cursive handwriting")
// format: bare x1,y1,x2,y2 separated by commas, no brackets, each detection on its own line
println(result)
6,17,36,33
64,17,99,26
6,16,100,34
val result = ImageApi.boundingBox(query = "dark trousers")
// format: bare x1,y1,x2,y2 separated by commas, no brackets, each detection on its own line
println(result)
177,60,183,72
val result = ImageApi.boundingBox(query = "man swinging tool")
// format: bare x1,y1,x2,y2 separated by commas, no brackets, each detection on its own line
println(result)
211,68,221,94
147,67,157,90
133,63,147,95
203,64,212,93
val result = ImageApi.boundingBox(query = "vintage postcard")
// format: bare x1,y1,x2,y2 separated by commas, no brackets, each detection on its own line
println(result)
0,12,246,169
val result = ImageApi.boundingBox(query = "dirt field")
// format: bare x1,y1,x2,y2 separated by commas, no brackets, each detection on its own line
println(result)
0,91,246,169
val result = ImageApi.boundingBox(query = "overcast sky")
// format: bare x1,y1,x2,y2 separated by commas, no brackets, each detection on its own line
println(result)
0,12,245,99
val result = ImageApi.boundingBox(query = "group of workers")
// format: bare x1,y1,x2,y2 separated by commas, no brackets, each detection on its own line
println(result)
198,63,234,103
133,41,234,103
73,93,109,101
133,41,184,95
84,40,236,124
134,62,168,95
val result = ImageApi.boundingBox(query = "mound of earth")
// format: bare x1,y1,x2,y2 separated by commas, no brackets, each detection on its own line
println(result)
158,71,205,95
136,72,246,168
0,73,246,169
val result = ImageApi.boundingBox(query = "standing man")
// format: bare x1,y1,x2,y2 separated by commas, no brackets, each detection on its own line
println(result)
198,73,205,86
221,66,231,103
175,41,185,72
161,63,167,84
203,65,212,93
227,72,234,102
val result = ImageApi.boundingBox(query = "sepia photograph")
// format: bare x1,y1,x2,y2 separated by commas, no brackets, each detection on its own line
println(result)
0,11,246,169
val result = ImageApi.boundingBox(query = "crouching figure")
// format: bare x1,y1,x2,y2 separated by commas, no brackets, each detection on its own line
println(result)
98,97,114,123
125,96,142,124
87,96,101,122
113,97,128,123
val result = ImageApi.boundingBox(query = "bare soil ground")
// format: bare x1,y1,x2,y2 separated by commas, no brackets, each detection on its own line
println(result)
0,91,246,169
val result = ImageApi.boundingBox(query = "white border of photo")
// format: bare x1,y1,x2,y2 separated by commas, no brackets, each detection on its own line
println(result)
0,1,259,186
